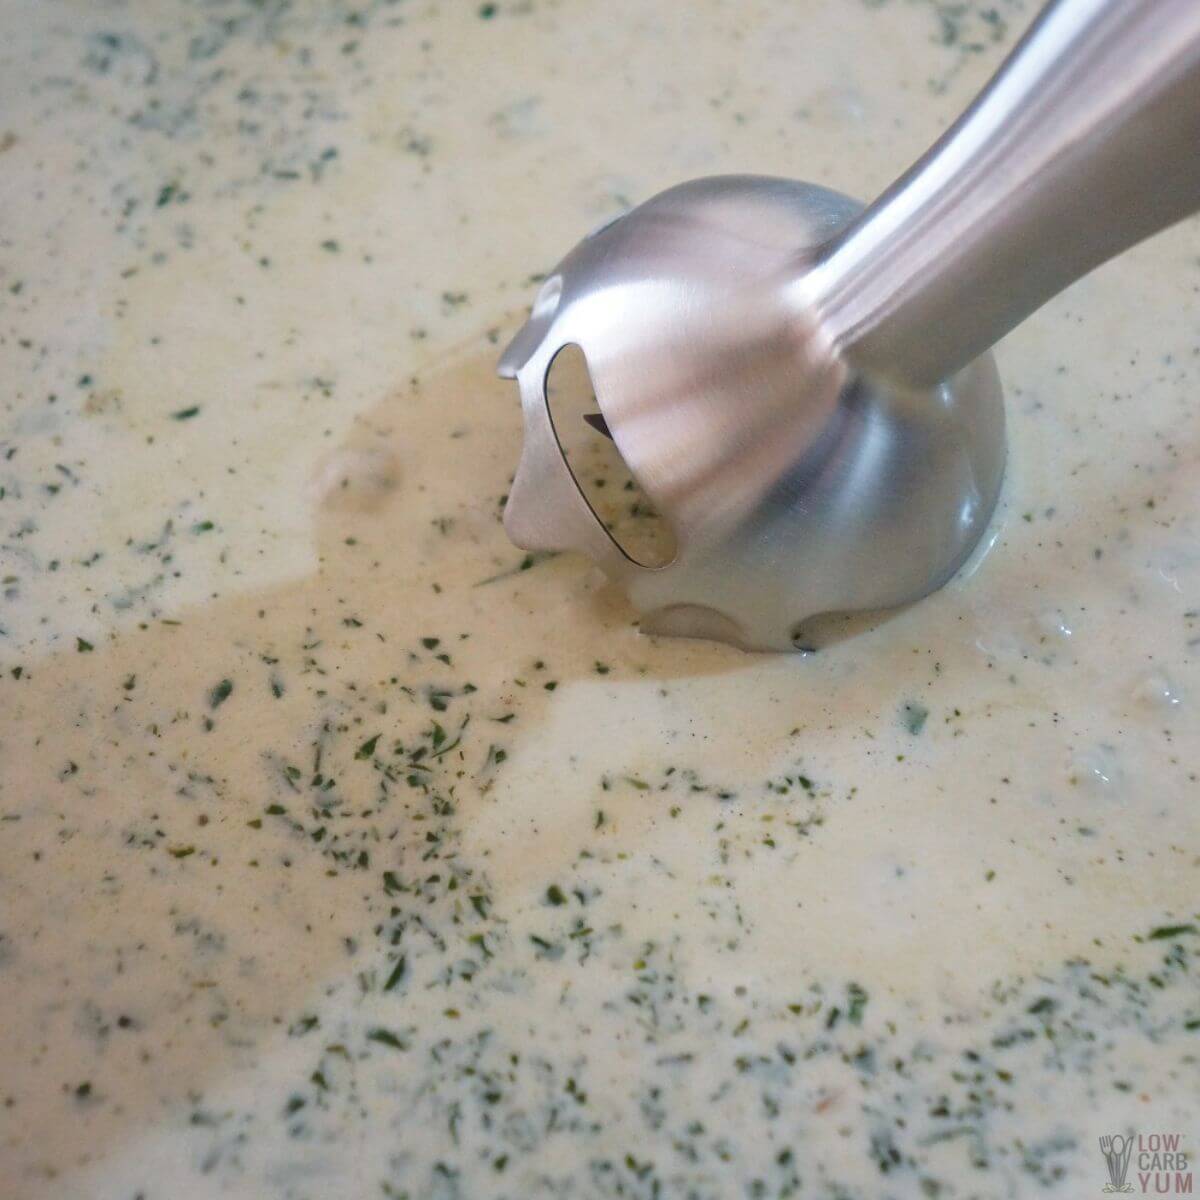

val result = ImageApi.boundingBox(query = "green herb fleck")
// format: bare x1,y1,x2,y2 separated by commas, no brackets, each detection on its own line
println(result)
1148,923,1198,941
366,1027,407,1051
846,982,868,1025
382,955,407,992
899,701,929,735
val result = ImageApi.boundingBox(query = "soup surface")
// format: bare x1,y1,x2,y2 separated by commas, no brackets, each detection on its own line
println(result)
1,1,1197,1197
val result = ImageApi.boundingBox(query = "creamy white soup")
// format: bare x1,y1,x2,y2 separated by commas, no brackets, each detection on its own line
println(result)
0,1,1197,1197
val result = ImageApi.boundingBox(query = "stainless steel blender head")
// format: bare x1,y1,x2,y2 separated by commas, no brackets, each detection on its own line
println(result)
499,0,1200,651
